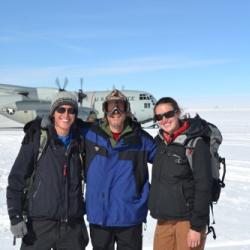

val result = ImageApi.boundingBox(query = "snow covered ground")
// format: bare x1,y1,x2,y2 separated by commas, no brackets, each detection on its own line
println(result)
1,108,250,249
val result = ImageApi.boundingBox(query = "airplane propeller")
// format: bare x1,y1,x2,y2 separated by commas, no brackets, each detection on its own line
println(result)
55,77,86,105
55,77,68,91
63,77,68,90
78,78,87,106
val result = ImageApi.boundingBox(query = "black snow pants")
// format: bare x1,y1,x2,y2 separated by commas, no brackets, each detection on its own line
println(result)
89,224,142,250
20,219,89,250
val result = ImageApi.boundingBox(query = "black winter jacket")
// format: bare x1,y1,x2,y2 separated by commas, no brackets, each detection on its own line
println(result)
148,119,212,232
7,120,85,225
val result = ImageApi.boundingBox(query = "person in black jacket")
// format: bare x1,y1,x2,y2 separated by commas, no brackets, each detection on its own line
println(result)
148,97,212,250
6,91,88,250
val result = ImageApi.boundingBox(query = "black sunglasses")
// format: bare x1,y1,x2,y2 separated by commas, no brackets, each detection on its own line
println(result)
56,107,76,115
154,110,177,121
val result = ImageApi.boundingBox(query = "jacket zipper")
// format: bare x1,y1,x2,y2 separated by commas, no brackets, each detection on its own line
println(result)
61,150,69,223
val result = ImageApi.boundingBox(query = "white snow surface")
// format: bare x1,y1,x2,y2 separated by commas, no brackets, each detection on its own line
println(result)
1,108,250,249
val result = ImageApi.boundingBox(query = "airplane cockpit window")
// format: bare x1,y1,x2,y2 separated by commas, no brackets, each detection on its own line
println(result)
139,93,149,100
139,94,144,100
149,95,156,105
140,93,156,106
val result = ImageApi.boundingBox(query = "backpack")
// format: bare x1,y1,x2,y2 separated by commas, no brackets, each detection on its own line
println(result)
185,115,226,239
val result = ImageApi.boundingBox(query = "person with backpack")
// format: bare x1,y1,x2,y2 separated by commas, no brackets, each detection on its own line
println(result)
82,89,156,250
148,97,212,250
6,91,89,250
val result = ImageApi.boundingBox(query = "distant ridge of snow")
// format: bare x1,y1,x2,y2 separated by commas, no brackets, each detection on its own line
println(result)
177,94,250,110
187,107,250,112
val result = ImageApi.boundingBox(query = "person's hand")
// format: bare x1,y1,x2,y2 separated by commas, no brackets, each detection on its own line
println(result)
187,229,201,248
10,220,28,238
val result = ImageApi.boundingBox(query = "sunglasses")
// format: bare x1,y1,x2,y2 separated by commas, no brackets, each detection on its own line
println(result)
154,110,177,121
104,100,127,113
56,107,76,115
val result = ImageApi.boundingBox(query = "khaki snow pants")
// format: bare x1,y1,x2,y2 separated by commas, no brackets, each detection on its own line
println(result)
153,220,206,250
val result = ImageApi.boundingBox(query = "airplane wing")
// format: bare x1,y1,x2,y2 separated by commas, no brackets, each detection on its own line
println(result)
0,83,35,97
142,123,158,129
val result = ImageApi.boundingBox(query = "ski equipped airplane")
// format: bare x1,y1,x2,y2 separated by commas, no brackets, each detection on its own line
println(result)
0,82,156,125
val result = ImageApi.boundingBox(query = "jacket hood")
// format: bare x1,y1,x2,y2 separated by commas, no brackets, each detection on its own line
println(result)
156,115,210,146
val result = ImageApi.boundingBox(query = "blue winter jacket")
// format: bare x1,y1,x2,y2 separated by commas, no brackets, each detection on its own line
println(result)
82,119,156,227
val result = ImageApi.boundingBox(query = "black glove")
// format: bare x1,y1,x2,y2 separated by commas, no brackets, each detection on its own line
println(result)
10,220,28,238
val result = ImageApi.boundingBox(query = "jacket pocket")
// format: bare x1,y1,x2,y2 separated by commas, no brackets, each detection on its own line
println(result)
29,179,42,214
149,181,190,219
29,178,56,217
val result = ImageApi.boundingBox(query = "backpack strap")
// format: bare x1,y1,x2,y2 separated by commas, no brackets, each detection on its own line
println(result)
76,133,86,213
185,137,202,171
36,129,48,162
207,225,217,239
78,134,86,182
23,128,49,216
219,156,226,187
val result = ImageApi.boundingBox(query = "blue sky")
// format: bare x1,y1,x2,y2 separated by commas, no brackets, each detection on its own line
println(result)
0,0,249,100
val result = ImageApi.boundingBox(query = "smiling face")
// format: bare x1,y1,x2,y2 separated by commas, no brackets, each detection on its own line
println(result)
107,111,127,133
53,105,76,136
154,103,180,135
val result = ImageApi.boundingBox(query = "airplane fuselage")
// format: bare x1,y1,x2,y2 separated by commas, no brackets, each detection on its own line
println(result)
0,84,156,125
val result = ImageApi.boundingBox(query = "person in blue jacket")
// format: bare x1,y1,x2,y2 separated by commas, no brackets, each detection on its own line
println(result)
82,89,156,250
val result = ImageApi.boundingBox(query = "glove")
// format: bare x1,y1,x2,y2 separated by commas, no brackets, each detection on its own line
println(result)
10,220,28,238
